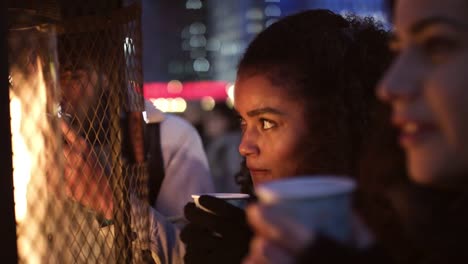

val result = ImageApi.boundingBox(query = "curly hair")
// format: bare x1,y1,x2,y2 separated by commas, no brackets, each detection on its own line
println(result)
236,9,392,185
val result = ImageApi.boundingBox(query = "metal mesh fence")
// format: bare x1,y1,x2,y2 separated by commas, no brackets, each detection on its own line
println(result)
8,1,151,263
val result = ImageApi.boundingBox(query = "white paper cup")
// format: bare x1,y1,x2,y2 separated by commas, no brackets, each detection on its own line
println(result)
191,193,250,214
256,176,356,243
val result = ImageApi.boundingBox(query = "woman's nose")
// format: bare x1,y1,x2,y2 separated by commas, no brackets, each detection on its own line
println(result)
238,129,259,157
377,49,422,103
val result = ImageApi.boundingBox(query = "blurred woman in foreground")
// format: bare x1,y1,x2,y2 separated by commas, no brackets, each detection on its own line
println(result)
245,0,468,263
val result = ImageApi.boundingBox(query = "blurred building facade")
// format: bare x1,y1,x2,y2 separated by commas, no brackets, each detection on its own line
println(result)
142,0,390,102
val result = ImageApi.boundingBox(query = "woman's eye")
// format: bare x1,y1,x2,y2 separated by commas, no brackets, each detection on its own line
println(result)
261,119,276,130
422,36,457,63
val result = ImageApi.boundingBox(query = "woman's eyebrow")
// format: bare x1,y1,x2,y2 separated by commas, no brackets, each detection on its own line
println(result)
410,16,468,35
247,107,285,117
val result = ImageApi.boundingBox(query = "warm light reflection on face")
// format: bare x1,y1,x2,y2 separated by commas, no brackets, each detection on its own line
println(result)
234,75,308,186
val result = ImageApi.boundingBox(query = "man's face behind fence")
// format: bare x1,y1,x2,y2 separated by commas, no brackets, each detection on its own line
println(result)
60,65,99,122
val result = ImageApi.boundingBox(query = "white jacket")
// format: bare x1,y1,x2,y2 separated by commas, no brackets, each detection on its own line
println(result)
144,100,215,223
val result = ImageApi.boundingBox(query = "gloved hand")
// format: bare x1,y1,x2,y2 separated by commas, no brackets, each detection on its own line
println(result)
181,195,253,264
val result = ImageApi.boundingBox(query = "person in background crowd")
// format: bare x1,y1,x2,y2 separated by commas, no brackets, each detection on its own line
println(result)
143,99,215,226
244,0,468,263
181,9,392,264
203,103,243,193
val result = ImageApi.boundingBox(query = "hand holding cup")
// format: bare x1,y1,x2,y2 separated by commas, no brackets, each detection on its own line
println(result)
181,194,252,264
243,176,358,264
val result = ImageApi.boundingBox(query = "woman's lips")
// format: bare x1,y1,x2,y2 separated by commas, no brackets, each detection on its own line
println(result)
394,119,437,148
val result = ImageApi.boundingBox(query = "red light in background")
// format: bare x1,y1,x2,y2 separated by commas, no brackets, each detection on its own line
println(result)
144,80,230,101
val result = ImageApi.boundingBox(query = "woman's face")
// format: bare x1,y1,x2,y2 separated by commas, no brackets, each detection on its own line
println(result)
234,75,308,186
377,0,468,188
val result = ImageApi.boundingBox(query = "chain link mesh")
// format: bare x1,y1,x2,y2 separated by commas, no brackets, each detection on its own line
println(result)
9,1,150,263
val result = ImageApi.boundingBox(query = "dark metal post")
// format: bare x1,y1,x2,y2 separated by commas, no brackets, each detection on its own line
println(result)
0,1,19,263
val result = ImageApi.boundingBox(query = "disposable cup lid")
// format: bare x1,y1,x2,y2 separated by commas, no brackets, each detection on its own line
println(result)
191,193,250,200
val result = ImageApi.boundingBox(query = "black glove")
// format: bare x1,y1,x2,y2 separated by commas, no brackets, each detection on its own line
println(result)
181,195,253,264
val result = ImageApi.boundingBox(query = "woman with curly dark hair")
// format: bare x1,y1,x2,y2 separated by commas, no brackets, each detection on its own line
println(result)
182,9,395,264
235,10,390,185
